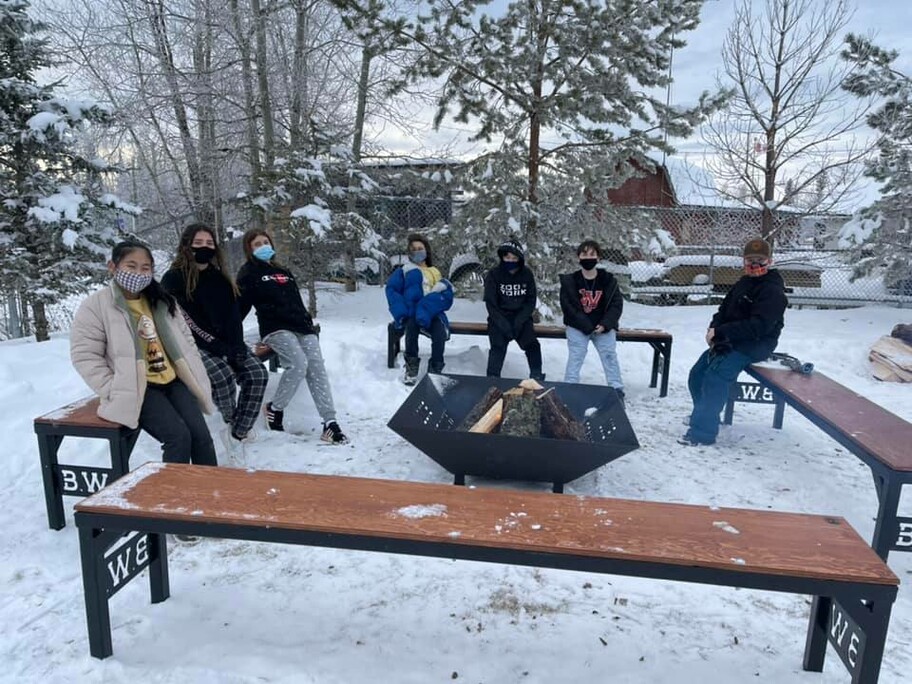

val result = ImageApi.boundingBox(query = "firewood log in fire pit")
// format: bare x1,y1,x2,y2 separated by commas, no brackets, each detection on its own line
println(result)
458,387,504,432
458,380,587,441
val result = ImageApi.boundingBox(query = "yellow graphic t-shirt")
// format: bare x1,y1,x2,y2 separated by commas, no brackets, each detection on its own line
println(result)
419,265,442,294
125,297,176,385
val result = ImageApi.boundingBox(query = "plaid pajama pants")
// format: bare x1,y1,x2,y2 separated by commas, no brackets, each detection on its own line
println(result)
199,348,269,438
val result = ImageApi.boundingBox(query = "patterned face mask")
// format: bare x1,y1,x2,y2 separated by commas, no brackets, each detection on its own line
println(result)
743,258,770,277
114,269,153,294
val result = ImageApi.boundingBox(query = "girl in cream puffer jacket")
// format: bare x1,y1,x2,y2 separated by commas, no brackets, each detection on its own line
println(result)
70,241,217,465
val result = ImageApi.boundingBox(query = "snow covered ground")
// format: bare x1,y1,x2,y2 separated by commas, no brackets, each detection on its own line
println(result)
2,284,911,683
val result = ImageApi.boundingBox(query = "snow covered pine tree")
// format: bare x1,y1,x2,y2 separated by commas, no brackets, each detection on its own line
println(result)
0,0,137,341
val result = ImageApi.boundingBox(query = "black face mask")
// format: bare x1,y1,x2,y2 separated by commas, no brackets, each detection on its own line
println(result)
192,246,216,264
579,258,598,271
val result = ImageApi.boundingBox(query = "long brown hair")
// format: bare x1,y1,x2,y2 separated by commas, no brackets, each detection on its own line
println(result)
407,232,433,267
241,228,284,268
170,223,239,299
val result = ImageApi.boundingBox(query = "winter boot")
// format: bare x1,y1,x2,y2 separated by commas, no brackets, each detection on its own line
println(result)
264,402,285,431
428,360,445,374
403,356,420,385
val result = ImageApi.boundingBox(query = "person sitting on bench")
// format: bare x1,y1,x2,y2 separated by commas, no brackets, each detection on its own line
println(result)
162,224,268,460
559,239,625,398
236,229,348,444
385,233,454,385
680,238,788,446
483,238,544,381
70,240,217,466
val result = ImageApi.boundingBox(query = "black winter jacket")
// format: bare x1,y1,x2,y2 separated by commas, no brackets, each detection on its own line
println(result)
559,270,623,334
236,259,317,339
161,267,246,359
483,265,537,338
711,269,788,361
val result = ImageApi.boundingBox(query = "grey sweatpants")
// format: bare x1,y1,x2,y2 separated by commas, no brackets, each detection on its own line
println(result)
264,330,337,422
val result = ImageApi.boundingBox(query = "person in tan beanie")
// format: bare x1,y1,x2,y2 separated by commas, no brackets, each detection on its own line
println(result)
680,237,787,446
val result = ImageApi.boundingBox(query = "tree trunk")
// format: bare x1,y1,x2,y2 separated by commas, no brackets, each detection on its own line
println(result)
289,0,310,151
32,300,49,343
228,0,263,229
146,0,205,220
193,1,220,235
340,45,374,293
7,291,22,338
250,0,275,169
305,243,318,316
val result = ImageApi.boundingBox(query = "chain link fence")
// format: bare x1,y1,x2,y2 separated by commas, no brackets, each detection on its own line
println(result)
614,206,911,308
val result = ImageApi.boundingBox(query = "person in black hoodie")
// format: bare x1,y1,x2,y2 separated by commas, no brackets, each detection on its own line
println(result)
161,224,268,457
680,238,788,446
483,239,544,381
236,229,348,444
559,240,624,395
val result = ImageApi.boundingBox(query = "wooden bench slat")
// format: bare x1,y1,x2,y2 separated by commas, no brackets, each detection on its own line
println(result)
750,367,912,472
447,321,671,341
77,463,897,586
34,397,120,429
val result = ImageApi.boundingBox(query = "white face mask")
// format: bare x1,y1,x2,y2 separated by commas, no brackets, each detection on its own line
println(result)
114,269,153,294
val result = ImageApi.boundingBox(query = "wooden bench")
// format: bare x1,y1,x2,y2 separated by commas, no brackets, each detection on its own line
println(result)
387,321,673,396
75,462,898,682
724,366,912,561
34,397,140,530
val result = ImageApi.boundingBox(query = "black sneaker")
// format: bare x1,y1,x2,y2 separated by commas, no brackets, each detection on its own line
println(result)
173,534,201,545
264,402,284,431
321,421,349,445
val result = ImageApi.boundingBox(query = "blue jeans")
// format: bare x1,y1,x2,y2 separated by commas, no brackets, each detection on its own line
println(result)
404,316,447,370
687,348,752,444
563,327,623,389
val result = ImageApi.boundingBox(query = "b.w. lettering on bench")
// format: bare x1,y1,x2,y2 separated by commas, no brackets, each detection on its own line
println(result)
728,365,912,561
59,466,111,497
104,532,152,597
34,396,140,529
75,463,898,683
829,600,866,676
723,381,786,429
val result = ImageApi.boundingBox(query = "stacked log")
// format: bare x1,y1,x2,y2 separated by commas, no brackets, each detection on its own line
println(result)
459,380,585,440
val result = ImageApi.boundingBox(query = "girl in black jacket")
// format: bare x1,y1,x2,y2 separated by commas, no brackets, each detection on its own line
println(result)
236,229,348,444
161,224,267,456
558,240,624,393
483,239,543,380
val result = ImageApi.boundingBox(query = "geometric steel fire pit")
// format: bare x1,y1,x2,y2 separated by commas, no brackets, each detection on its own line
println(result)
387,373,639,493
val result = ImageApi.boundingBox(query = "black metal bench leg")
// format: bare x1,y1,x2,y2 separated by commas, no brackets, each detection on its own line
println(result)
853,597,894,684
649,344,660,389
723,396,735,425
37,432,66,530
148,533,170,604
803,595,830,672
871,475,903,561
772,396,785,429
660,342,671,397
110,429,139,480
79,526,113,659
387,324,398,369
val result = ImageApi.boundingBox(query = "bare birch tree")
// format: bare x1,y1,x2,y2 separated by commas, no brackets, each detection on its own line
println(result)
702,0,873,240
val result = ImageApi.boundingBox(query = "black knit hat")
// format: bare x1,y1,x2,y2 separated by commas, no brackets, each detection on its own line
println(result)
497,239,524,261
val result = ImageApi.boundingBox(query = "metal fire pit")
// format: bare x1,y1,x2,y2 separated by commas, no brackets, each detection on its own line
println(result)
387,373,639,493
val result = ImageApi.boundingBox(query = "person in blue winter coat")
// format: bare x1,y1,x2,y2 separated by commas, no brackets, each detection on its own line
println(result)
385,233,454,385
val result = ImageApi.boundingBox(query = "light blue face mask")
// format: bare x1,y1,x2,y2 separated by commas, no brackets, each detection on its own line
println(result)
253,244,275,262
409,250,427,264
